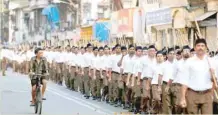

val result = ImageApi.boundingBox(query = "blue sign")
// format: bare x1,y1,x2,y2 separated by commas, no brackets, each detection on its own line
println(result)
93,22,110,42
42,5,60,29
146,8,172,26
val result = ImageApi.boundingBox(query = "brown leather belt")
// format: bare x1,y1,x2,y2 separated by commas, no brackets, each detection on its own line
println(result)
188,88,211,94
163,81,168,84
172,83,182,86
112,71,119,74
143,77,148,80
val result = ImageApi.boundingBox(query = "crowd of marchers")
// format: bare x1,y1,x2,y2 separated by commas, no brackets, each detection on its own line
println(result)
1,38,218,114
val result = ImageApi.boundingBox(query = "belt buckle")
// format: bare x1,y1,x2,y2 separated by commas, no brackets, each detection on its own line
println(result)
198,91,205,94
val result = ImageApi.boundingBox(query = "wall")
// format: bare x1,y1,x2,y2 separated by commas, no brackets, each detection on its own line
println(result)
206,26,217,51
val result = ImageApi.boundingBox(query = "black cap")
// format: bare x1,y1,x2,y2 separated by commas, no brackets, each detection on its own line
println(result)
168,48,174,53
195,39,207,46
115,44,121,48
93,47,98,51
175,46,180,50
112,47,115,51
156,50,163,55
121,46,127,51
143,47,148,50
128,44,134,49
176,51,182,55
148,45,156,50
182,45,190,52
104,45,110,50
87,43,92,47
182,45,190,50
190,48,195,52
136,46,142,51
98,47,104,51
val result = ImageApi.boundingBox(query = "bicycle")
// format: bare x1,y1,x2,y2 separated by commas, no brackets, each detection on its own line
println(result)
32,74,45,114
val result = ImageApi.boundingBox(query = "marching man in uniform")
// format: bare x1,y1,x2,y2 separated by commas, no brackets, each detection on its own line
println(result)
170,45,191,114
180,39,217,114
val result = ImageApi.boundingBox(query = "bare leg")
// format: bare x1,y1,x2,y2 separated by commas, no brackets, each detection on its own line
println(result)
32,85,36,104
42,79,47,97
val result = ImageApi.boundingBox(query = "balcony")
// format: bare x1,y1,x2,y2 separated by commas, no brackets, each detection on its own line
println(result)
29,0,49,9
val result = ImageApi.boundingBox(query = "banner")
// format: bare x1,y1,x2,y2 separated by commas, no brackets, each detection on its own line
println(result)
80,26,93,40
93,21,110,42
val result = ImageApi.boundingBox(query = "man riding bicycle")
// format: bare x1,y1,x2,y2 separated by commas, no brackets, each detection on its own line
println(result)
29,48,49,106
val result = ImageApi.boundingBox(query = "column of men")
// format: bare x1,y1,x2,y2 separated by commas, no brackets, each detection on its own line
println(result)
1,38,218,114
42,39,218,114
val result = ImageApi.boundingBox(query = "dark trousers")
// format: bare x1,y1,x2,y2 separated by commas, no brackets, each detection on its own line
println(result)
213,102,218,114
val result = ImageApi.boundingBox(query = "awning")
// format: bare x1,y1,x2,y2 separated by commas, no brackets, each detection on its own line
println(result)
195,11,217,21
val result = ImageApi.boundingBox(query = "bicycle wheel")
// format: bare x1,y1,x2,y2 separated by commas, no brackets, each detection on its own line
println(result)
35,88,42,114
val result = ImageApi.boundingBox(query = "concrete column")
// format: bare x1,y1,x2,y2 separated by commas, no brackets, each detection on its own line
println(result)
8,11,13,43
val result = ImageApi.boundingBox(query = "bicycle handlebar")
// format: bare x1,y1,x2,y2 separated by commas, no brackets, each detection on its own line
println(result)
31,74,48,76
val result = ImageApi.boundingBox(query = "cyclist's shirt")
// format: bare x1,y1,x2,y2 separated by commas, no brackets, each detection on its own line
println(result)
29,56,48,79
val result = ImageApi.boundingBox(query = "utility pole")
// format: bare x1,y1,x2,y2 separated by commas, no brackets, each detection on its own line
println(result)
0,0,3,44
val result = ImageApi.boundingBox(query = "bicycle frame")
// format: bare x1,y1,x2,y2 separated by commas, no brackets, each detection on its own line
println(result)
34,75,43,114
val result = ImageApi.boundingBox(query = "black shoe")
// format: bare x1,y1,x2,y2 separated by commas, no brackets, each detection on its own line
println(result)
110,101,114,105
30,103,35,106
128,108,134,112
42,97,46,100
134,110,141,114
106,100,109,103
92,96,96,100
114,101,121,107
84,95,87,97
86,96,90,99
123,104,130,109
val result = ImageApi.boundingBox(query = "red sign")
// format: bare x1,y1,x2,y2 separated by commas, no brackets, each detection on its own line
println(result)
117,8,135,33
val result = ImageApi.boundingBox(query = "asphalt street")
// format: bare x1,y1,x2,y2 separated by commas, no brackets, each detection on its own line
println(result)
0,70,128,115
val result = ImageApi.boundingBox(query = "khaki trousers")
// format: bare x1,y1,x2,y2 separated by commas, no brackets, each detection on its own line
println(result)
186,89,213,114
171,83,183,114
162,82,173,114
84,68,90,96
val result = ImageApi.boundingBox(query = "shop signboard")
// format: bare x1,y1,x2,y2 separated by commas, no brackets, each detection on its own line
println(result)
146,8,172,26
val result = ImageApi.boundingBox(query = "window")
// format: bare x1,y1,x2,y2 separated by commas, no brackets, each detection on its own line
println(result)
146,0,160,4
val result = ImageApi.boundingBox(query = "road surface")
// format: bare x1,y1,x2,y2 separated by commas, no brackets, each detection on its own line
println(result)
0,70,128,115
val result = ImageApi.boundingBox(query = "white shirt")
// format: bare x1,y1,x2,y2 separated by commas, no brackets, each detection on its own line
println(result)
142,56,156,78
6,50,15,61
172,59,188,84
132,56,143,77
26,50,35,61
104,55,111,71
91,55,99,70
55,52,65,63
77,53,86,68
121,54,135,74
83,52,94,67
69,53,76,66
183,55,217,91
109,54,122,73
97,55,106,70
151,62,164,84
162,60,175,82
